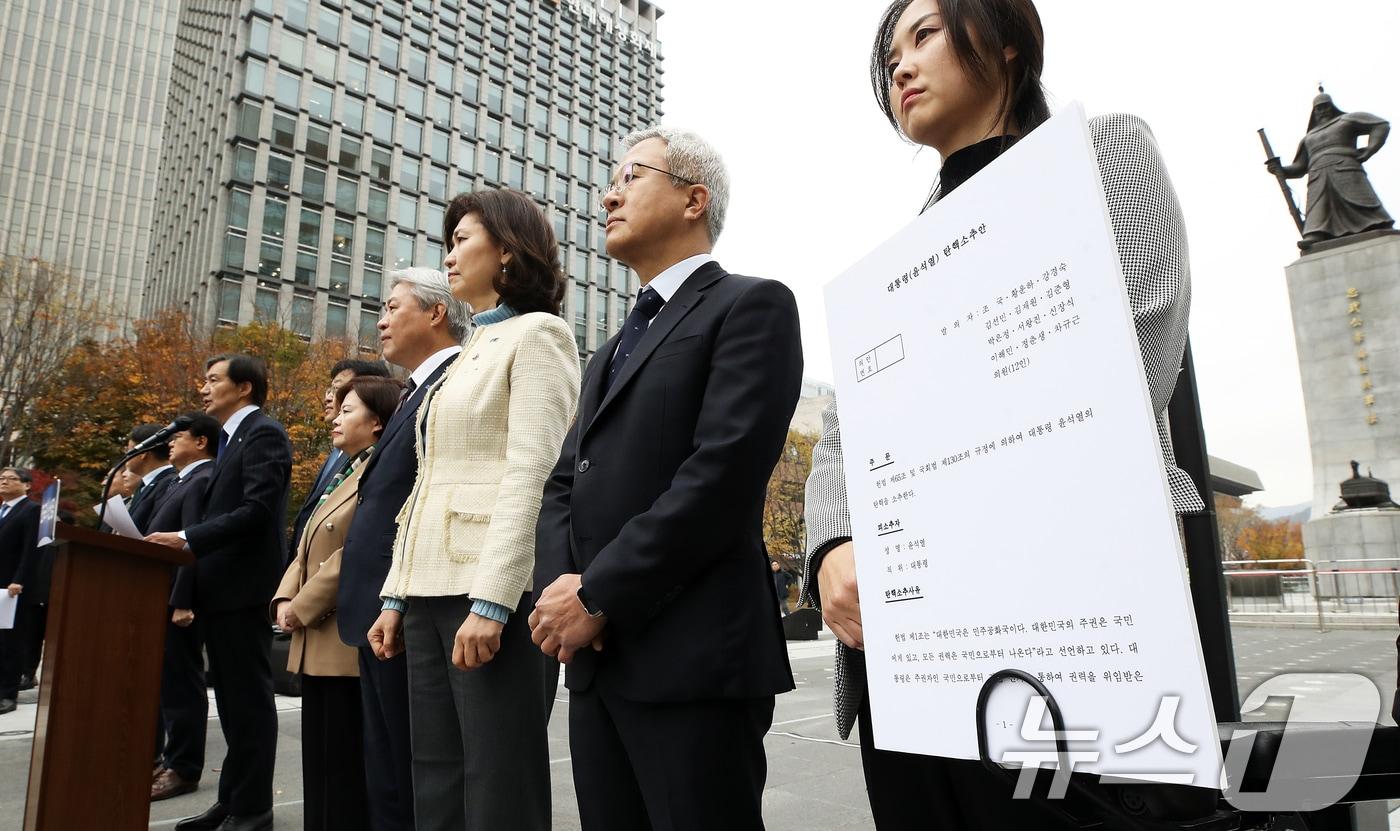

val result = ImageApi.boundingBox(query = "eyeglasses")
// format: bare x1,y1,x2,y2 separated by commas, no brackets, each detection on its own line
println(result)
0,476,22,483
602,161,699,201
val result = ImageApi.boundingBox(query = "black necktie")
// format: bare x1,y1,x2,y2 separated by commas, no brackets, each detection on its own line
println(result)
607,287,665,391
395,378,418,415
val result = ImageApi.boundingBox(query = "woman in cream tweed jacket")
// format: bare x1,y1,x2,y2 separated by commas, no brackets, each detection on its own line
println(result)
369,189,578,830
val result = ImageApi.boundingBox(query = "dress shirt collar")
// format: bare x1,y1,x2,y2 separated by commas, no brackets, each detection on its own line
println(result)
643,253,716,303
178,458,212,479
408,345,463,390
142,464,174,486
222,404,260,438
1,496,25,510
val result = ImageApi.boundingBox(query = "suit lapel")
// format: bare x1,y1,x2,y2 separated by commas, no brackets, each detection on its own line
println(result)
586,263,723,432
361,355,456,483
302,462,363,552
207,410,259,490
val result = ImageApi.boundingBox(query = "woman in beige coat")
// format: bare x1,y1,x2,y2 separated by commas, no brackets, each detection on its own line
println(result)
272,375,401,831
367,189,579,830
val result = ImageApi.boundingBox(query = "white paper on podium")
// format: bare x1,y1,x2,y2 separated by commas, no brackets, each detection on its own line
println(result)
93,496,143,540
824,104,1221,786
0,594,15,630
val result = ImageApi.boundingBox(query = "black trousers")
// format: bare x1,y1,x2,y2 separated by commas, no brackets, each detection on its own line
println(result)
853,654,1078,831
403,594,551,831
569,685,774,831
21,601,45,679
301,675,370,831
200,606,277,815
0,595,31,700
156,614,208,780
357,647,414,831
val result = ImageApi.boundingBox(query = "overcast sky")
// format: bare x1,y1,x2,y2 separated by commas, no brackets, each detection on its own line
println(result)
646,0,1399,509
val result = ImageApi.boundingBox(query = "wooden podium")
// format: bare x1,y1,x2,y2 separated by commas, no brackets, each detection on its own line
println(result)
24,523,193,830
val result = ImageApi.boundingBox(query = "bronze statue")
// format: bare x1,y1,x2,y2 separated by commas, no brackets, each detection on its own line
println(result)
1261,87,1393,249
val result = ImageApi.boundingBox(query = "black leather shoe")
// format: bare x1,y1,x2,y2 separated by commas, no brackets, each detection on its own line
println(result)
174,802,228,831
217,810,273,831
0,699,16,715
17,674,35,691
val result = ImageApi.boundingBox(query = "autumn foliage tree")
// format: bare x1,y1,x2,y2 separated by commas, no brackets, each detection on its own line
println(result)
763,430,816,576
17,308,356,522
1236,520,1305,568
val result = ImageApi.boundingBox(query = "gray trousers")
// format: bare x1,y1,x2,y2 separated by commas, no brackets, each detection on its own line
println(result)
404,593,553,831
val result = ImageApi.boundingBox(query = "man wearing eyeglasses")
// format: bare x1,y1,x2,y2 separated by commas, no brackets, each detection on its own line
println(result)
0,467,40,715
530,128,804,830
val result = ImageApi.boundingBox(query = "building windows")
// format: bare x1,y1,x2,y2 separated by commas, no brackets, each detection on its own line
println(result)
317,6,341,42
335,173,359,214
371,147,392,180
345,56,369,94
342,97,364,133
232,145,257,182
432,93,452,129
340,137,362,170
218,278,243,323
255,285,279,320
299,208,322,248
379,33,400,70
250,18,272,54
326,301,348,338
430,129,450,165
223,232,247,270
406,46,428,81
236,101,262,141
373,68,396,103
244,59,266,96
433,57,453,90
275,70,301,110
428,165,447,200
292,294,314,338
330,258,351,294
358,310,379,352
307,124,330,160
424,202,443,238
295,250,317,286
573,284,586,352
365,226,385,266
398,194,417,228
272,113,297,150
308,83,334,122
268,153,293,190
281,32,306,69
263,196,288,239
395,231,415,267
400,157,419,192
403,82,425,118
368,187,388,223
228,188,252,230
302,165,326,203
372,107,394,146
506,158,524,191
259,240,283,278
402,120,423,154
348,21,371,56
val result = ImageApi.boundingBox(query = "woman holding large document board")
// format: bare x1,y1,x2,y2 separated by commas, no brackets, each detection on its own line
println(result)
800,0,1205,827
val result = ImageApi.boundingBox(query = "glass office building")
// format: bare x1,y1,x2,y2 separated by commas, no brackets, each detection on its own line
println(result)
145,0,665,361
0,0,182,330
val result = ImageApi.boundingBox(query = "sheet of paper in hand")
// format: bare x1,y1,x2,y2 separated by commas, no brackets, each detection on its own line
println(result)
823,103,1220,786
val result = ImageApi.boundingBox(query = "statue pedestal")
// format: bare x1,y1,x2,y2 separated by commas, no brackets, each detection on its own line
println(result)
1302,510,1400,597
1286,234,1400,520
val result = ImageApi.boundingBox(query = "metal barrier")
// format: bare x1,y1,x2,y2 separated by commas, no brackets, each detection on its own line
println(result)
1222,558,1400,631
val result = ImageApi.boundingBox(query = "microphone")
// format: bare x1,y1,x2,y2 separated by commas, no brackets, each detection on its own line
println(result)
129,415,196,454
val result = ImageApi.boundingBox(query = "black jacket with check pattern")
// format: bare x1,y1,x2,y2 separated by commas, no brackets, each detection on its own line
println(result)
799,113,1206,740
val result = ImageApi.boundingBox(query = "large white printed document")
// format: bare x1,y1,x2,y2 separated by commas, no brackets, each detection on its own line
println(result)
824,104,1220,785
92,496,143,540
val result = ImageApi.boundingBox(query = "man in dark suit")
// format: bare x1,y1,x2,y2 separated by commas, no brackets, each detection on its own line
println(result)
337,267,466,831
146,355,292,831
0,467,40,715
127,423,179,535
287,359,390,565
530,127,804,830
149,413,221,802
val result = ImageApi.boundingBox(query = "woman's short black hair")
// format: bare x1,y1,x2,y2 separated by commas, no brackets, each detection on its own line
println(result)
335,376,405,439
443,189,565,316
870,0,1049,142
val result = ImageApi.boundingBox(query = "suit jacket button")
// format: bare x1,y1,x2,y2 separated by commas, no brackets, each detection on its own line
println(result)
577,459,591,473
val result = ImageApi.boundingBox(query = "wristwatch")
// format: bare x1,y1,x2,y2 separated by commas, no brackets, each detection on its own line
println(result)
576,583,605,618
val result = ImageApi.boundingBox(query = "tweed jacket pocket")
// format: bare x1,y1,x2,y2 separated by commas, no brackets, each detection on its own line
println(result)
444,485,495,565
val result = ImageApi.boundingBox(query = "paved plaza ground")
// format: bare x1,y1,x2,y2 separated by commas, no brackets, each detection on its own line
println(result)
0,624,1397,829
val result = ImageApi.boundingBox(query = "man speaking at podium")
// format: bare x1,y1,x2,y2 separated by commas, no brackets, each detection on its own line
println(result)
146,354,292,831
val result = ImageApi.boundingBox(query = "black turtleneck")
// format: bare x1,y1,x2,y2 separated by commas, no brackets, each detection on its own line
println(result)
927,135,1020,209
